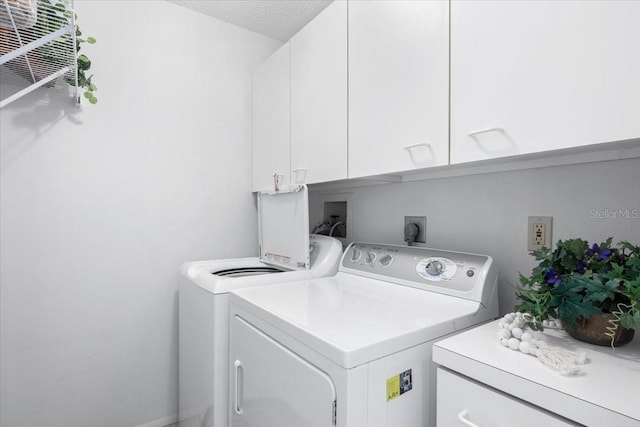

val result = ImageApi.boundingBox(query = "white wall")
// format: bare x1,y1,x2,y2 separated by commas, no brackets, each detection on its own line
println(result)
0,2,280,426
310,157,640,314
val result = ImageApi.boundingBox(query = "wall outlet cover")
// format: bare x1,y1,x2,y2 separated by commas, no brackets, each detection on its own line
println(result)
527,216,553,252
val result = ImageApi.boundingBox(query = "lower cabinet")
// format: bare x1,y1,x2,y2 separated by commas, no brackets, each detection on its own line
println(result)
433,320,640,427
437,368,577,427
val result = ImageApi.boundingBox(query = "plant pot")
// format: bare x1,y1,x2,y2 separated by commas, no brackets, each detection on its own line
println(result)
564,313,635,347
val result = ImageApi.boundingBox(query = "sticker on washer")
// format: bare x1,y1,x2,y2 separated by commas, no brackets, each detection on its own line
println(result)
386,369,412,401
264,252,291,264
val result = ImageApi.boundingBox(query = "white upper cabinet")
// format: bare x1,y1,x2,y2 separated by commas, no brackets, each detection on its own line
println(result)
348,1,449,178
252,42,290,192
450,0,640,164
290,1,348,185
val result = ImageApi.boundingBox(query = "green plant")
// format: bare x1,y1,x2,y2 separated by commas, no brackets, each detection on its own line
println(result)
515,238,640,340
34,0,97,103
73,19,97,104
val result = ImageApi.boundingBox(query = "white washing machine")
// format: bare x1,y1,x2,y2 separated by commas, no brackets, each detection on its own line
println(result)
178,185,343,427
228,242,499,427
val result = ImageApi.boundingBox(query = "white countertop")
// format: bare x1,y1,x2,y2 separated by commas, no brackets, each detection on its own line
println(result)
433,319,640,426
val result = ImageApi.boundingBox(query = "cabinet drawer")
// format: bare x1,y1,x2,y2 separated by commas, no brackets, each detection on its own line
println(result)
437,368,579,427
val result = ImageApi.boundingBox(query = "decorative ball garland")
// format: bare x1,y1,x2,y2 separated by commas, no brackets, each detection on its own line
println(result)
497,313,588,376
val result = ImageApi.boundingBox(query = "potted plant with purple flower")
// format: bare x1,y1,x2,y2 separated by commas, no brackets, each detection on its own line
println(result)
515,238,640,347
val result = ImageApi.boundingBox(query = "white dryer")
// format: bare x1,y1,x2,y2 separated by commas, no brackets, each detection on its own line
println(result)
178,185,343,427
228,242,499,427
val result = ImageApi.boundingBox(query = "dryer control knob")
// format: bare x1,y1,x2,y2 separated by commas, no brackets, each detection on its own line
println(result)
379,254,393,267
425,260,443,276
350,248,362,262
416,257,457,281
365,252,377,265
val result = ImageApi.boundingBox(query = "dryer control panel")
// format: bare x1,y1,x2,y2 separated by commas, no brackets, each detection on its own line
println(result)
340,243,496,305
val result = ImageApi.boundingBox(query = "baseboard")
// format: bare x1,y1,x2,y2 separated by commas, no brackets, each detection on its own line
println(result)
134,413,178,427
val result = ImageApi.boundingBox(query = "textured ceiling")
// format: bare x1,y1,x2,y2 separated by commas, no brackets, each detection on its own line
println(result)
168,0,334,42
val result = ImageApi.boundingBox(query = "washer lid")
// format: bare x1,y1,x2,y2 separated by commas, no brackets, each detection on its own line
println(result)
258,184,310,271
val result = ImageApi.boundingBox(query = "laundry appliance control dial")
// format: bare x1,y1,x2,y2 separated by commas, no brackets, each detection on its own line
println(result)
350,248,362,262
425,260,443,276
379,254,393,267
416,257,457,281
364,251,377,265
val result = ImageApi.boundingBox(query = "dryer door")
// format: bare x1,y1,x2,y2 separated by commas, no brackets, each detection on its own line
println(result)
230,315,337,427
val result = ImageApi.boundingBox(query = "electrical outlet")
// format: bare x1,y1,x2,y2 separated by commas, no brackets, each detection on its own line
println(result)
532,223,544,245
404,216,426,244
527,216,553,251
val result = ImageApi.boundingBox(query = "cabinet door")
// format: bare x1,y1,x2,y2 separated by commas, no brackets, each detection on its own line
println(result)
437,368,578,426
230,315,336,427
252,43,290,192
349,1,449,178
290,1,347,184
450,0,640,164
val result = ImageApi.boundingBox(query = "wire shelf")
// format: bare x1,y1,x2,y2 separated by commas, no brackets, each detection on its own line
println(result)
0,0,77,108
